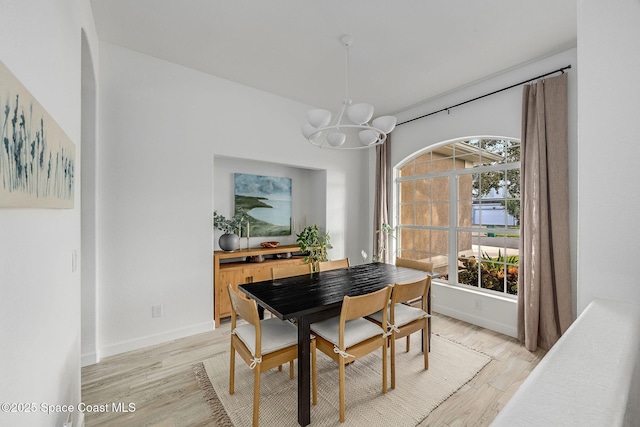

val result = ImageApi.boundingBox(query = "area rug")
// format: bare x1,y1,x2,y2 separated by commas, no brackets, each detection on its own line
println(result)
194,333,491,427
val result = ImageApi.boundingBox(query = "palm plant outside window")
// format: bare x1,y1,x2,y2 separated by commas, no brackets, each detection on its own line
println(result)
396,138,520,296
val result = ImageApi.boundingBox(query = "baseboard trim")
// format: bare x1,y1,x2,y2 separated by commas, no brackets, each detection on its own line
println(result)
81,352,98,367
434,305,517,338
98,321,215,359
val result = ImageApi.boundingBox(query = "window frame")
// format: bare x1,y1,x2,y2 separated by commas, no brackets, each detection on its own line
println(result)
393,136,521,298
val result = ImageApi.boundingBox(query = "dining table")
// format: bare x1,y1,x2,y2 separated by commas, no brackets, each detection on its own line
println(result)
238,262,431,426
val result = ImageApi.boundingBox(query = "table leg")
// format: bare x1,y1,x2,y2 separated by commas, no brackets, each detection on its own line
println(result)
297,316,311,426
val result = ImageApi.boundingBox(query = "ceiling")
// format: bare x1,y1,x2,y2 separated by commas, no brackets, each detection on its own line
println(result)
90,0,577,116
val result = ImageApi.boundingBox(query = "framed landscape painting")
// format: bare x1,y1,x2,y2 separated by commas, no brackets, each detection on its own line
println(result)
0,61,75,208
234,173,291,237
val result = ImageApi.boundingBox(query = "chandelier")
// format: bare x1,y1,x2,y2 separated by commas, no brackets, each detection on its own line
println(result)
301,35,397,149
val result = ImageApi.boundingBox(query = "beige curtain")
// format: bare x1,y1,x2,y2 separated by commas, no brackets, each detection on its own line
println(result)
374,134,391,263
518,73,573,351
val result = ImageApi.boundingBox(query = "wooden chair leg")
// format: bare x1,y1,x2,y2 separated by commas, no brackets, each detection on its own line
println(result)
390,334,396,389
278,364,282,372
312,339,318,406
382,338,388,394
289,360,294,379
406,335,410,352
229,345,236,395
253,367,261,427
424,320,429,370
339,358,346,422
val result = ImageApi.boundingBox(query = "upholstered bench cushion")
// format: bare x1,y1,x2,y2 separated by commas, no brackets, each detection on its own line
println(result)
311,316,383,349
368,303,429,328
233,317,298,356
491,299,640,427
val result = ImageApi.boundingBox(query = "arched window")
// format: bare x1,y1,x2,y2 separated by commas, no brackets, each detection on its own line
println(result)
395,137,520,296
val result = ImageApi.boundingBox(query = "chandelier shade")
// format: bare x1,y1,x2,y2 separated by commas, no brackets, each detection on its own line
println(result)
307,109,332,128
347,103,374,125
372,116,397,134
302,36,396,150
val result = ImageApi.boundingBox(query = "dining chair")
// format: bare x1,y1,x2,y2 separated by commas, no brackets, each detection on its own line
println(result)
318,258,351,272
395,257,433,352
310,285,392,423
227,285,317,427
271,262,313,279
367,277,431,389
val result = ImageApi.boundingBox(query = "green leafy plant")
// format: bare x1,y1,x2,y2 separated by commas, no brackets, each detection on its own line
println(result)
374,222,396,262
213,211,245,235
296,224,332,271
455,250,519,294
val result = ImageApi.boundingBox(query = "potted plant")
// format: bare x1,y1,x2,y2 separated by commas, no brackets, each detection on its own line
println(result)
296,224,332,272
374,222,396,262
213,211,245,251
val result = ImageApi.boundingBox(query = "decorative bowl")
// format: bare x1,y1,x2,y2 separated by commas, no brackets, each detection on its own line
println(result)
260,241,280,248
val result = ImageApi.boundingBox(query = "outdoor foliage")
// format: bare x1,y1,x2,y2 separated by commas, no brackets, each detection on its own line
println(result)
468,139,521,224
455,250,518,295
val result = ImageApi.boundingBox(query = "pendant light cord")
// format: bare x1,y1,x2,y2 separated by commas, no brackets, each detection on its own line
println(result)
344,42,350,102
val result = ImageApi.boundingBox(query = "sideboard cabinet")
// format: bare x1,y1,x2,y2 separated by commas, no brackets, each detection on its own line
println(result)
213,244,304,326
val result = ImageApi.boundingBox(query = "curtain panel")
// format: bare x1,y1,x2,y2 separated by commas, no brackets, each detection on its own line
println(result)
518,73,573,351
374,134,391,263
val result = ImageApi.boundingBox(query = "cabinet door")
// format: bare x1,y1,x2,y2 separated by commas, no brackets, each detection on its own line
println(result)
217,269,249,319
247,265,272,283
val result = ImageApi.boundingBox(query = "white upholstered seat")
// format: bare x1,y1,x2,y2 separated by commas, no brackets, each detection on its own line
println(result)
368,303,429,329
311,316,383,349
233,317,299,356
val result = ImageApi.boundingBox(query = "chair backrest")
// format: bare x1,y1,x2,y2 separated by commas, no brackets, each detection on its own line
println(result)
227,284,260,329
391,278,430,311
271,263,312,280
341,285,393,324
395,257,433,273
318,258,350,272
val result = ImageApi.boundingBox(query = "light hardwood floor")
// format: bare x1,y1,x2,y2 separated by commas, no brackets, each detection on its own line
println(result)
81,313,546,427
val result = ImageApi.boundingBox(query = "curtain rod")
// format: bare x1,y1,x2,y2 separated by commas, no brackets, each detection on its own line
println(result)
397,64,572,126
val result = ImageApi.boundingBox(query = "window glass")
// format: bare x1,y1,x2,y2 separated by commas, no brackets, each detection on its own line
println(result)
396,138,520,297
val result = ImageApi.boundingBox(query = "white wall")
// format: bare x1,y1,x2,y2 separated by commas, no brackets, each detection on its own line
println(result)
387,49,578,337
0,1,98,426
95,43,371,357
576,0,640,313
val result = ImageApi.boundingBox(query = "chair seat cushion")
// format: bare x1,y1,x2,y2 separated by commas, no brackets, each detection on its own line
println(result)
233,317,298,356
311,316,383,349
368,303,429,328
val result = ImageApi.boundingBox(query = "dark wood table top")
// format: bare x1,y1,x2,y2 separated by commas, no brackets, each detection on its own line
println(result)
239,262,430,321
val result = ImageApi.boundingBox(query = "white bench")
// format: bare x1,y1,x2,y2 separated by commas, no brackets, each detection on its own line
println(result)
491,298,640,427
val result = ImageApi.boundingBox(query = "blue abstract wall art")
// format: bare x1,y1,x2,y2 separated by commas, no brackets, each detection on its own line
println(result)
0,61,75,208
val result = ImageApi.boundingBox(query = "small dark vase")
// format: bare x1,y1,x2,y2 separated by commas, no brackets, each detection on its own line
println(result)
219,233,240,252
